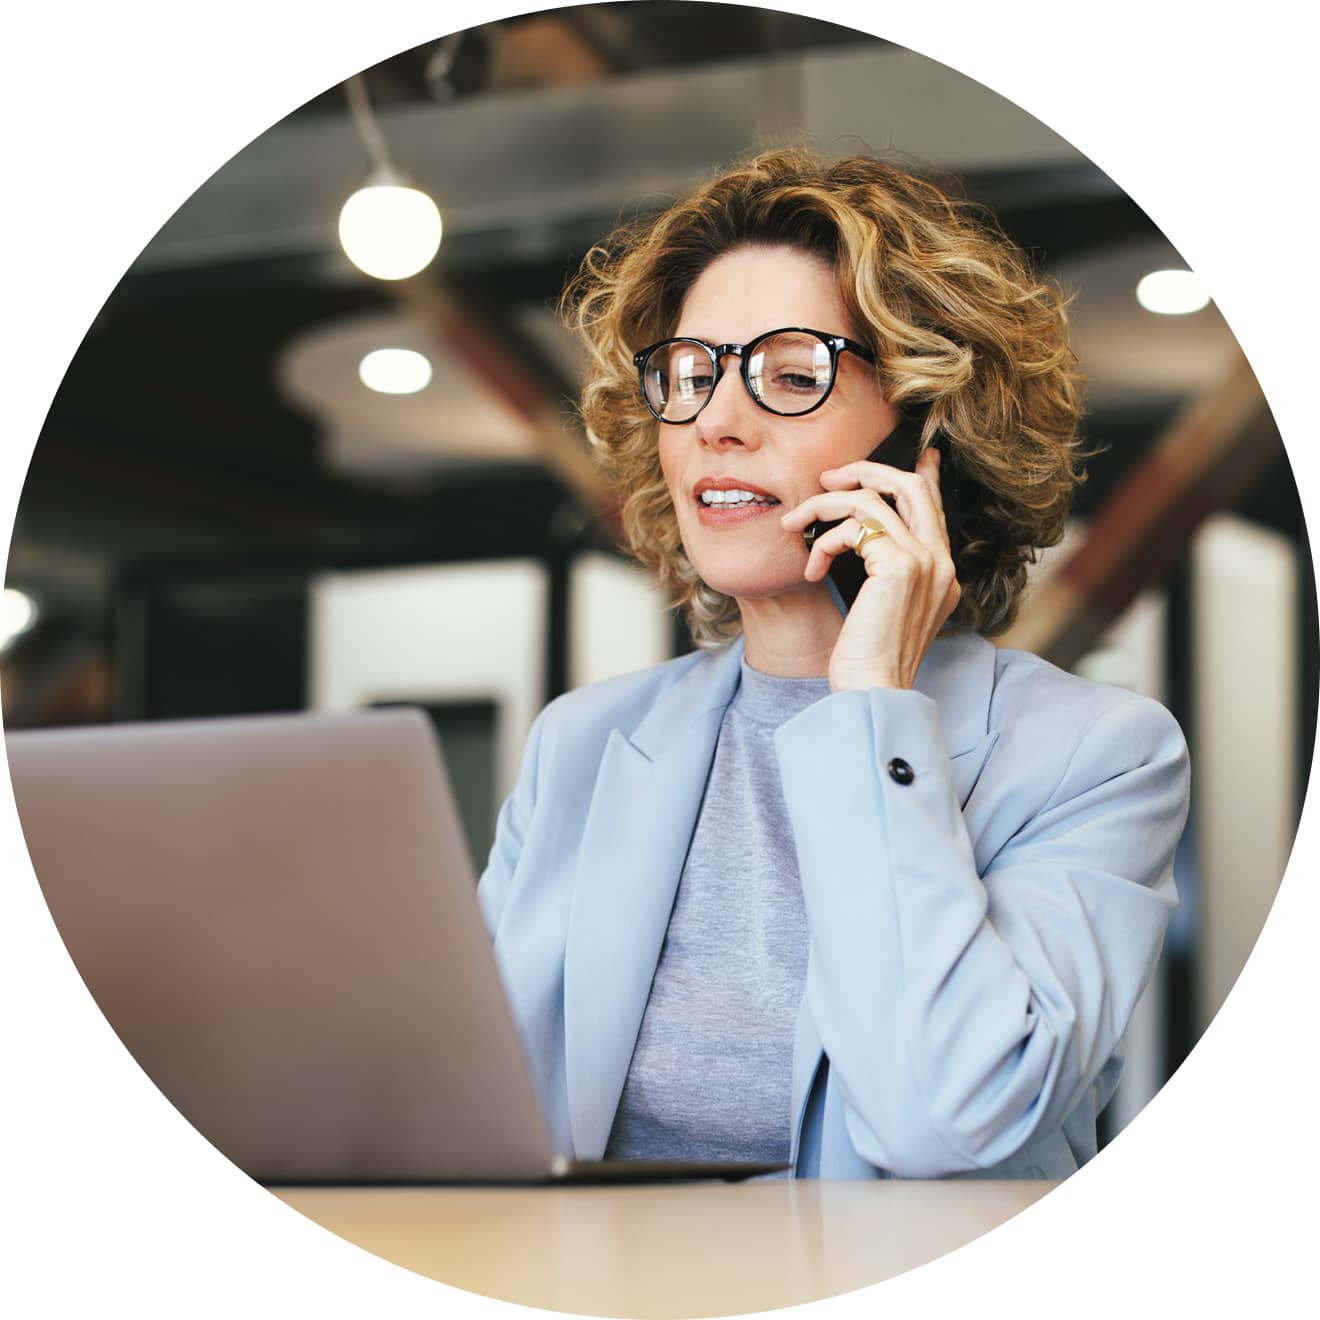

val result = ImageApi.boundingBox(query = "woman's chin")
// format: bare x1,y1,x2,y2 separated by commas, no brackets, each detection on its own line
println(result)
682,530,828,605
696,567,828,606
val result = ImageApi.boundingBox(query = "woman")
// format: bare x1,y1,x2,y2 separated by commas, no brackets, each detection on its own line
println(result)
477,148,1190,1180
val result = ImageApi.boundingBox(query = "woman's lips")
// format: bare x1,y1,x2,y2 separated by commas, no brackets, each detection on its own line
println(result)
691,485,781,530
689,479,783,529
694,499,782,527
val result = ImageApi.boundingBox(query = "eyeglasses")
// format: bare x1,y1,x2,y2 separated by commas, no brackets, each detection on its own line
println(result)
633,327,877,425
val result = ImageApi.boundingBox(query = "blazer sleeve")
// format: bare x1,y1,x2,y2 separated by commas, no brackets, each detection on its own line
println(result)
774,684,1189,1178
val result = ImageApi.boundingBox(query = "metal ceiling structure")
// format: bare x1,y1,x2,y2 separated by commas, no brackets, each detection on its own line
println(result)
3,1,1302,725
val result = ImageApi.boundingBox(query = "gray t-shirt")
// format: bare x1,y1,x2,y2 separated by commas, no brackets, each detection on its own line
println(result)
604,660,832,1165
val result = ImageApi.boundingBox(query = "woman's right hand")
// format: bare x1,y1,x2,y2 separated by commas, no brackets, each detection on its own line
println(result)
780,446,961,692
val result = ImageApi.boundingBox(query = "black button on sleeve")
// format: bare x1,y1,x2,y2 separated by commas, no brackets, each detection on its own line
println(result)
887,758,915,786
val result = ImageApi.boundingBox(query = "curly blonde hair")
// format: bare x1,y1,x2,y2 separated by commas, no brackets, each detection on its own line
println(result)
562,146,1086,645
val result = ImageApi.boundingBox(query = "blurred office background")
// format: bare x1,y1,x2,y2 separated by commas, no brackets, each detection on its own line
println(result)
4,3,1313,1147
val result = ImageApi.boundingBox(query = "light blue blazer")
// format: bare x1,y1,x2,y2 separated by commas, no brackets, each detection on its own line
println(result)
476,632,1190,1179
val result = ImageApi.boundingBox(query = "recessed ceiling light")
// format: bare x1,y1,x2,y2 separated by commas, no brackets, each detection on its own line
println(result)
1136,269,1210,315
1,587,39,651
358,348,434,395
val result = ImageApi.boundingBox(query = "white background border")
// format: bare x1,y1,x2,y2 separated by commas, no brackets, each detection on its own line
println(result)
3,2,1314,1314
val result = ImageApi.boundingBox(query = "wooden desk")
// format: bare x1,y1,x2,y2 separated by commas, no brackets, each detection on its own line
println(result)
275,1179,1055,1317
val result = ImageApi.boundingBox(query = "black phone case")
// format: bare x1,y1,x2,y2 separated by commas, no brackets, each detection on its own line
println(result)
802,414,976,610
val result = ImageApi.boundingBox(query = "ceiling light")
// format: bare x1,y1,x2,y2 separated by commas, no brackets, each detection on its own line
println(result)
338,76,443,281
358,348,433,394
338,176,442,281
1,587,39,651
1136,269,1210,315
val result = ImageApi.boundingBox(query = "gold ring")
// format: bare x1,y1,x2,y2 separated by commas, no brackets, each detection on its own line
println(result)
853,517,887,553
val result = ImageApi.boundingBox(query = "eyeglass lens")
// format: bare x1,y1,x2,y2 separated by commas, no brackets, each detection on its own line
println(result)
642,332,835,422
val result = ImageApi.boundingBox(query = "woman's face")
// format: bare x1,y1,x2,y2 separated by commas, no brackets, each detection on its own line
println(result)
658,245,900,603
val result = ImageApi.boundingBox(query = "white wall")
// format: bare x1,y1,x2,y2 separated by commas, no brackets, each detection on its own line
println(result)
569,551,672,690
309,560,547,802
1192,514,1298,1031
309,552,673,806
1074,589,1169,1136
1001,512,1303,1134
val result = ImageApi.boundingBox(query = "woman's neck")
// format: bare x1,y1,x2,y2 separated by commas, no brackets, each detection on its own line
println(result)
737,584,844,678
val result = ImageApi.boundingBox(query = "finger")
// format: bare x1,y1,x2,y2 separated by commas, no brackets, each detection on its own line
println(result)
915,448,949,532
821,458,942,522
780,486,905,531
801,498,925,581
782,486,935,561
916,445,940,490
801,517,886,581
821,459,948,549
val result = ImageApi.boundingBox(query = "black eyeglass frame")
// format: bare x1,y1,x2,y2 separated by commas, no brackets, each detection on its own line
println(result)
632,326,877,424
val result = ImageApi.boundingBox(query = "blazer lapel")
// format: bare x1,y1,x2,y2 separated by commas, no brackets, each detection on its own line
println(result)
563,640,745,1158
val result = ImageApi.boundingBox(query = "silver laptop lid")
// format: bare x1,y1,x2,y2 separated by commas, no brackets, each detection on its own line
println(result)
7,709,558,1183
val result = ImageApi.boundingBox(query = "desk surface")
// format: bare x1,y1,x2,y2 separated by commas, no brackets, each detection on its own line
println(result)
275,1179,1055,1317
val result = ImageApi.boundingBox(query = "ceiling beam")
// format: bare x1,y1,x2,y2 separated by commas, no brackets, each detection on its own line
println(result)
391,277,618,534
999,353,1280,669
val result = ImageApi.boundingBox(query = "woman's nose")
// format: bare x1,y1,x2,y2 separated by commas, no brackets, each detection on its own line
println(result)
694,364,762,450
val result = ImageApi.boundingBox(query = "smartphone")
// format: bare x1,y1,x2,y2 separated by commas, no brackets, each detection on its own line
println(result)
802,412,977,610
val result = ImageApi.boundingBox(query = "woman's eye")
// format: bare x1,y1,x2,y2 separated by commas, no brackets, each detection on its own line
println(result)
774,369,820,392
673,372,714,404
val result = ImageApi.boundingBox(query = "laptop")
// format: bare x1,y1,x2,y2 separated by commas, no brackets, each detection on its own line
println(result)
6,708,785,1184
